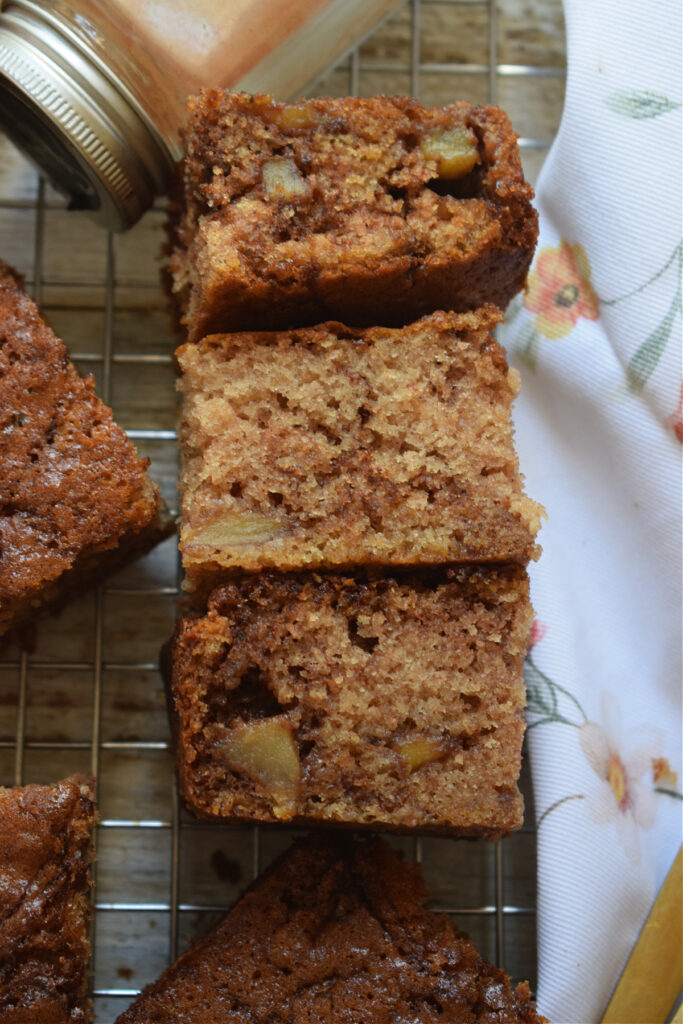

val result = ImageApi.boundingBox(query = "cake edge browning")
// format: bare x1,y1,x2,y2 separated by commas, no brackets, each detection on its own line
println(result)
0,498,176,648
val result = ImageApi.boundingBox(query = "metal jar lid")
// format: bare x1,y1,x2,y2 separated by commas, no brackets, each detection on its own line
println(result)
0,0,174,231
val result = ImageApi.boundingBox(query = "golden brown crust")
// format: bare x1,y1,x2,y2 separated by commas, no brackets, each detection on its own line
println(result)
171,92,538,338
168,566,533,836
0,265,173,639
177,309,544,589
0,776,95,1022
116,835,547,1023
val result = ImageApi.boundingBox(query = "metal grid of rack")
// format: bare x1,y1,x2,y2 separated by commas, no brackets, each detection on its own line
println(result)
0,2,565,1019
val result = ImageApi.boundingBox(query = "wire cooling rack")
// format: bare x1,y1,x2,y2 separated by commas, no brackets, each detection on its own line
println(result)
0,1,565,1019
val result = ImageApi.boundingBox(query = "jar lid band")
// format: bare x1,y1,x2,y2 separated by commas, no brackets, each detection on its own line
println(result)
0,1,173,230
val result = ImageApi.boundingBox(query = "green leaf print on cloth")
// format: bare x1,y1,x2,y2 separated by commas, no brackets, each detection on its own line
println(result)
605,90,682,119
625,293,681,394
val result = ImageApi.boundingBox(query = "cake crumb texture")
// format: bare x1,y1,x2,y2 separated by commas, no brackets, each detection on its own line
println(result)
116,835,547,1023
171,91,538,338
178,308,543,587
0,262,172,639
0,776,95,1023
170,566,533,836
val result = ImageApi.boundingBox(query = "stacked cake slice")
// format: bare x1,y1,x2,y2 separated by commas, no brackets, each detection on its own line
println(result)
177,309,541,585
141,89,547,1024
167,92,543,838
171,93,538,337
170,566,533,834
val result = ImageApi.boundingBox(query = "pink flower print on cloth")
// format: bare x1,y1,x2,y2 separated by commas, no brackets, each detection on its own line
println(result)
664,380,683,443
528,619,548,650
507,238,601,368
524,239,600,340
579,693,662,865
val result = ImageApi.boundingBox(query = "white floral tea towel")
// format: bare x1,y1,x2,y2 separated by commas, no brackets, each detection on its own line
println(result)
498,1,683,1021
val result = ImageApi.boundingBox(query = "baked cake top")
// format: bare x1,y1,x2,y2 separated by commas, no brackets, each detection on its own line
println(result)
116,835,546,1023
0,262,160,634
180,92,531,223
0,776,95,1022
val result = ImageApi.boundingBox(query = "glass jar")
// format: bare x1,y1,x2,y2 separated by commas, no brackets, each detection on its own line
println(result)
0,0,399,230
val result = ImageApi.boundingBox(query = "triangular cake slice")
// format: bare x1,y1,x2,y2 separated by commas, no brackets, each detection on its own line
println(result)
0,262,173,640
117,836,546,1023
0,776,95,1022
